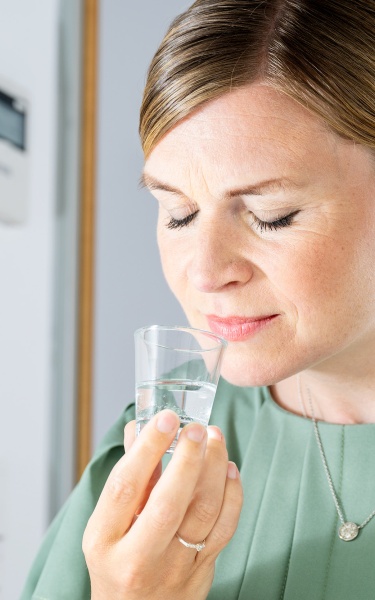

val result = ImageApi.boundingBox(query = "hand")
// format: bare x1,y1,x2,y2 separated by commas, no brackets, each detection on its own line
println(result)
83,410,243,600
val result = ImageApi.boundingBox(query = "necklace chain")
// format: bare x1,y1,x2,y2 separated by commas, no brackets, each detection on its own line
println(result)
297,374,375,540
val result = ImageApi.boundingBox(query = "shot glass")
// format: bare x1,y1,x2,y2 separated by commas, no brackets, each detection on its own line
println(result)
135,325,227,453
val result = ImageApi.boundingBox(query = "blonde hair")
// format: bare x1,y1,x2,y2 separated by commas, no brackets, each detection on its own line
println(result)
140,0,375,158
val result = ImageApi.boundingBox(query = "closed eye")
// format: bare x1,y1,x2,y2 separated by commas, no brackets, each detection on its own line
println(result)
166,209,300,232
253,210,300,233
166,211,199,230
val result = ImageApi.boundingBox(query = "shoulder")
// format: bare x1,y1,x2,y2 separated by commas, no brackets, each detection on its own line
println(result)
91,401,135,461
21,404,136,600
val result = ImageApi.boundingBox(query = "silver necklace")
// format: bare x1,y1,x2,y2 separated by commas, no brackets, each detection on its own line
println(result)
297,374,375,542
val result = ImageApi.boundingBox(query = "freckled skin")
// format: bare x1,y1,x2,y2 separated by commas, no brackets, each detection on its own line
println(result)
144,84,375,422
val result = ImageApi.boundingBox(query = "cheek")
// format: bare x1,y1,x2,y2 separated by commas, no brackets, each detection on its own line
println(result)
157,226,188,297
277,238,337,305
271,229,375,337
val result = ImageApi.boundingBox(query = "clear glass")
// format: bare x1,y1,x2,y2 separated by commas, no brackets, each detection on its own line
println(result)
135,325,227,453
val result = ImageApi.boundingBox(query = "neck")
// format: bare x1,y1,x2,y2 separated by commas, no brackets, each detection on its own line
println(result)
271,368,375,425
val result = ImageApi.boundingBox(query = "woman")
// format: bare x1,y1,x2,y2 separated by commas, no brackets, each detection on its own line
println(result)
22,0,375,598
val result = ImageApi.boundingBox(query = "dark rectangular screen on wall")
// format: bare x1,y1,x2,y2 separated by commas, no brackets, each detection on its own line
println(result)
0,90,26,150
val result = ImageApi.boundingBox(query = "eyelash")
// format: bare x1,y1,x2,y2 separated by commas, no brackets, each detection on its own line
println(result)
253,210,300,233
167,211,199,230
167,210,299,232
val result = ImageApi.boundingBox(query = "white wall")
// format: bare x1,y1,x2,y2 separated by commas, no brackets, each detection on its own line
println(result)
0,1,59,597
93,0,191,447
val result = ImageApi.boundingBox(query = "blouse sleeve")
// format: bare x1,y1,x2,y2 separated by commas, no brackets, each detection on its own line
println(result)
20,403,135,600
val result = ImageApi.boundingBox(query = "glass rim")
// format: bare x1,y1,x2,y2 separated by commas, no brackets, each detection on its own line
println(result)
134,324,228,353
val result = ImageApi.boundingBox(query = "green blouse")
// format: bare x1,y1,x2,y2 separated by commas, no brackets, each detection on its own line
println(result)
21,379,375,599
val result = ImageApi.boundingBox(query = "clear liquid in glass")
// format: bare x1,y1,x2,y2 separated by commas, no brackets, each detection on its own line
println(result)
136,379,216,452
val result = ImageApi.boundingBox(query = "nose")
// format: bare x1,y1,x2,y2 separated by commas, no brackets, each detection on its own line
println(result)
187,217,254,293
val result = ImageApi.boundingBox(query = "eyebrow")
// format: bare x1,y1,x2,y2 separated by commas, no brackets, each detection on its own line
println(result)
139,173,180,194
139,172,297,197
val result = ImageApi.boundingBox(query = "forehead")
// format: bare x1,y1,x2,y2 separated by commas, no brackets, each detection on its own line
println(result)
176,84,326,138
144,83,337,187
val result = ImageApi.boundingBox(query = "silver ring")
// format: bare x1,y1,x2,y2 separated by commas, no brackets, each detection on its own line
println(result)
175,532,206,552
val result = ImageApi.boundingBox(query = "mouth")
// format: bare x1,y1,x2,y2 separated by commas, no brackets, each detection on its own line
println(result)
205,314,279,342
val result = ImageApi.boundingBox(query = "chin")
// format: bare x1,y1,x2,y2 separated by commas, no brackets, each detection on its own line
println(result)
220,362,275,388
219,348,296,388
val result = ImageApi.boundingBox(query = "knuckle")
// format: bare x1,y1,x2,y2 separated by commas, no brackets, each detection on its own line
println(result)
193,497,220,524
107,471,138,505
149,498,180,531
82,526,104,561
209,442,228,462
177,448,203,470
211,521,236,546
119,563,145,591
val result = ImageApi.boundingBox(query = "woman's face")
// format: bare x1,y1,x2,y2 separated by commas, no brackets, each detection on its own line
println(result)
143,84,375,386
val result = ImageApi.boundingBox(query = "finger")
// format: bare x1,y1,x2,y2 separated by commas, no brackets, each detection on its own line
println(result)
125,422,208,558
124,420,162,514
204,461,243,558
135,461,162,515
85,410,180,544
124,420,136,452
174,426,228,547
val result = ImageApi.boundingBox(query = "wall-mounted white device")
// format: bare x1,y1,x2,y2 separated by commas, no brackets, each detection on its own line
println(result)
0,76,29,224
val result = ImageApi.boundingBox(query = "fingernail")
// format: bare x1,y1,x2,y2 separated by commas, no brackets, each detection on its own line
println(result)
227,462,238,479
156,410,179,433
207,426,223,441
186,424,206,443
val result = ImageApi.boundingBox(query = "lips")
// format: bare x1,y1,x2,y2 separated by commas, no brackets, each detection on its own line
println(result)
206,314,279,341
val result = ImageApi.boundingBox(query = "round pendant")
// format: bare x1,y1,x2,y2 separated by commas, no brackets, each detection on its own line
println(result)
338,522,359,541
